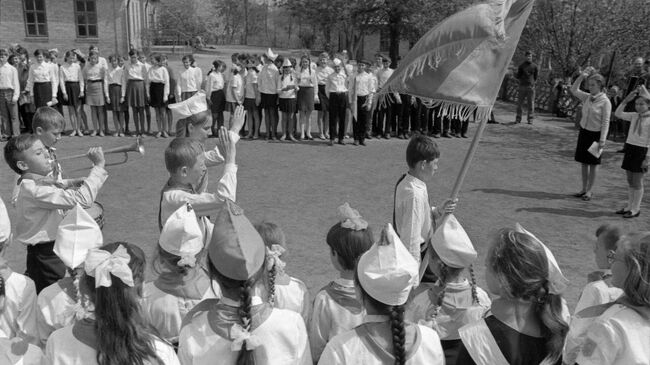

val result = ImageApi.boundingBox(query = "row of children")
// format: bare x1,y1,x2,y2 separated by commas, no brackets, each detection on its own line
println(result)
1,93,649,364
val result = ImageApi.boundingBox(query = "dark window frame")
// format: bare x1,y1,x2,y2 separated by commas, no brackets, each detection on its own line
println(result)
74,0,98,38
379,28,390,53
22,0,48,38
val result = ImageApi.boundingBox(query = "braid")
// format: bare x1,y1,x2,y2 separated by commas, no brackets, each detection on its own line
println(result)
432,265,448,319
236,279,256,365
267,265,277,306
389,305,406,365
0,275,5,313
468,264,479,305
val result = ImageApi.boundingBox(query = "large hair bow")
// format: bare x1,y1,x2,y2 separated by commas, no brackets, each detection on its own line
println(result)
230,323,262,351
265,244,286,273
338,202,368,231
84,245,135,288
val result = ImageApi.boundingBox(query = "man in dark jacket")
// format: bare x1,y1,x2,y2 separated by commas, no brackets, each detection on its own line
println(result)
515,50,538,124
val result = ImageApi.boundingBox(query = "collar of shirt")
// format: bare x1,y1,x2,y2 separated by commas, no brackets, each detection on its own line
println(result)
334,278,355,288
589,92,606,102
220,296,264,307
404,173,427,190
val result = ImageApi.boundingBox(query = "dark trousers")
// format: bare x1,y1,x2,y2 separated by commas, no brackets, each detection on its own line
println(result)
399,94,411,134
451,118,469,136
19,103,34,133
26,241,67,293
420,244,438,284
355,95,370,142
433,113,450,135
329,92,348,141
0,89,20,136
377,97,398,136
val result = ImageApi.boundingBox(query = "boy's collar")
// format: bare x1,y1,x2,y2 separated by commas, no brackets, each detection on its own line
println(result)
165,177,197,193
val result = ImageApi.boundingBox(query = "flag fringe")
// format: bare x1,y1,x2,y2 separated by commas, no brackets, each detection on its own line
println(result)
375,94,492,122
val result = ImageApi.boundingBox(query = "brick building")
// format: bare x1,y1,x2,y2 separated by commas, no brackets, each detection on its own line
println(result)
0,0,159,55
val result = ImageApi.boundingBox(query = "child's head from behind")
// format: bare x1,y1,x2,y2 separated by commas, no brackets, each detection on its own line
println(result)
406,135,440,180
4,134,52,176
164,138,206,187
32,107,63,148
175,111,211,142
326,222,373,272
610,231,650,306
255,221,286,249
594,224,623,269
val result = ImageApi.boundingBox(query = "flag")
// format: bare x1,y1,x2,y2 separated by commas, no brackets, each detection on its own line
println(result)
377,0,535,122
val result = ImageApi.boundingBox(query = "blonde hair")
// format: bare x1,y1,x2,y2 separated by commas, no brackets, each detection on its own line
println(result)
617,231,650,307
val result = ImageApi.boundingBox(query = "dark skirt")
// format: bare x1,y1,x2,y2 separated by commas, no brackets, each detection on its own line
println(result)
126,79,146,108
243,98,257,111
297,86,314,112
225,101,240,113
260,93,278,109
622,143,649,173
278,98,297,114
210,89,225,113
149,82,166,108
181,91,196,101
85,80,105,106
63,82,81,107
33,82,52,108
575,128,602,165
107,84,123,111
315,84,329,111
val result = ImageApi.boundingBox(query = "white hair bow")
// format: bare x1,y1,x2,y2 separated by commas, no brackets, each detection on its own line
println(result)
84,245,134,288
177,254,197,267
230,323,262,351
338,202,368,231
265,244,286,273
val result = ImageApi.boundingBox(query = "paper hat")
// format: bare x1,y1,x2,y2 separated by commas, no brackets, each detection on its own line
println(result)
332,58,342,66
54,205,103,269
159,204,204,267
358,59,372,66
515,223,569,295
48,48,59,54
208,200,265,281
168,91,208,121
266,48,278,61
357,223,419,306
0,198,10,244
430,214,477,269
282,58,292,68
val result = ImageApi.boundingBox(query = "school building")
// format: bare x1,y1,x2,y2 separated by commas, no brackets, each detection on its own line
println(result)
0,0,159,55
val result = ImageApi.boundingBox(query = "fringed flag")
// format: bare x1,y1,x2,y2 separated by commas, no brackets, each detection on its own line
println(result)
377,0,535,122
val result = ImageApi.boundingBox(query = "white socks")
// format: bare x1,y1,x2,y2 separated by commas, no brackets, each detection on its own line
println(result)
630,187,644,213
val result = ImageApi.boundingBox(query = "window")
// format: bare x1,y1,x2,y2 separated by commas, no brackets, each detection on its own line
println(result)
23,0,48,37
75,0,98,38
379,28,390,53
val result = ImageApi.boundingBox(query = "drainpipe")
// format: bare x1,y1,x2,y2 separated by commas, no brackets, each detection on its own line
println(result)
144,0,149,50
125,0,132,52
112,0,119,52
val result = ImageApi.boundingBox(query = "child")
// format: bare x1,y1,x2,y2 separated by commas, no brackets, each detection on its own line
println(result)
120,49,147,137
106,54,125,136
206,60,226,135
574,224,624,313
36,205,103,345
178,200,312,364
225,64,244,129
394,135,455,285
0,197,39,344
142,204,221,345
568,231,650,365
259,49,280,140
613,85,650,218
405,215,491,364
176,55,202,102
309,203,373,361
326,58,348,145
351,59,374,146
296,55,318,140
138,51,153,134
146,53,170,138
25,49,57,109
0,276,43,364
318,223,445,364
315,53,333,140
255,221,311,324
162,54,176,136
278,57,298,141
44,242,180,364
59,50,84,137
83,51,108,136
4,134,107,292
243,58,261,139
0,48,21,139
456,224,569,365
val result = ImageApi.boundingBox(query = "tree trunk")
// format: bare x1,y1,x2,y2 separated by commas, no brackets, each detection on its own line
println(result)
242,0,249,44
388,13,401,68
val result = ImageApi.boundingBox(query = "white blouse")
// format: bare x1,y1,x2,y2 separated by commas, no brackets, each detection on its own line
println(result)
177,67,203,94
26,61,57,97
0,269,39,345
36,278,80,346
147,66,170,99
106,66,123,85
273,275,312,324
277,74,298,99
205,72,225,96
59,63,83,92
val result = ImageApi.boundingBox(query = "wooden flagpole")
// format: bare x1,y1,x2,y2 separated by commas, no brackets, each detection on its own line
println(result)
450,116,490,200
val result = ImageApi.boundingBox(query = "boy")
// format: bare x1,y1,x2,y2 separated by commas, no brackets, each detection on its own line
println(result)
3,134,107,292
393,135,455,285
351,59,375,146
326,58,348,146
0,48,20,140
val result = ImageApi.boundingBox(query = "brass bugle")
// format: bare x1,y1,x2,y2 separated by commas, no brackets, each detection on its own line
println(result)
58,138,145,161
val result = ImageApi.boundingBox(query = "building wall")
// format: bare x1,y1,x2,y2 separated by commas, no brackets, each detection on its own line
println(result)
361,33,410,62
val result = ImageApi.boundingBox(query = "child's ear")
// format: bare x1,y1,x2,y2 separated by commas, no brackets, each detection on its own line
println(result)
34,126,43,135
16,160,29,172
180,166,188,177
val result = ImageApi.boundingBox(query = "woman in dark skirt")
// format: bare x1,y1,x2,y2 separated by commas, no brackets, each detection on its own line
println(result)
26,49,56,109
613,86,650,218
59,50,84,136
121,49,147,137
570,71,611,201
146,53,170,138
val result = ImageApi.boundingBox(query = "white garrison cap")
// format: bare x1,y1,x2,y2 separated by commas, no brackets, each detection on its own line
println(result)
168,91,208,121
54,205,103,269
159,204,204,267
430,214,477,268
266,48,278,61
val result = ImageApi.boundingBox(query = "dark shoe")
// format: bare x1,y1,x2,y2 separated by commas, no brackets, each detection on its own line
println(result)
337,139,345,145
573,191,586,198
353,140,359,146
360,141,366,146
383,134,390,139
432,133,441,138
623,211,640,218
365,133,373,140
442,133,452,138
461,134,468,138
582,192,593,201
487,120,498,124
615,208,630,215
397,133,406,139
328,140,334,146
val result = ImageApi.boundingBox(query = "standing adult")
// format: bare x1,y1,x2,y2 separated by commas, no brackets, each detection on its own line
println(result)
570,72,611,201
259,49,280,140
515,50,538,124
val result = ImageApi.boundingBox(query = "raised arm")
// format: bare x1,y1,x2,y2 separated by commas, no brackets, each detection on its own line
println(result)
570,73,589,101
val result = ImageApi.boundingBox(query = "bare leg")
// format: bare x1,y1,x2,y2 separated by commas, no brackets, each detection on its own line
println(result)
580,164,588,193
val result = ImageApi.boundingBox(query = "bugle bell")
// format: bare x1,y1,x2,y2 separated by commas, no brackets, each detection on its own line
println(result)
58,138,145,161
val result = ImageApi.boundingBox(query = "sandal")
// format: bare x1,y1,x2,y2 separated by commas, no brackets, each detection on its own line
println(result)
582,192,593,201
615,208,630,215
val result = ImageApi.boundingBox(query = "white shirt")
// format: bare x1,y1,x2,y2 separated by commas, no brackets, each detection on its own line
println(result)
394,173,432,270
296,68,317,87
316,66,334,85
0,63,20,101
147,66,170,99
36,277,80,346
326,70,348,93
616,111,650,153
574,279,623,314
48,62,60,86
0,267,39,345
225,73,244,103
573,90,611,136
59,63,84,96
26,61,57,98
244,69,258,99
277,73,298,99
0,337,43,365
121,61,147,90
106,66,123,85
354,72,376,97
205,72,224,96
258,63,279,94
274,275,312,325
176,67,203,95
376,67,394,89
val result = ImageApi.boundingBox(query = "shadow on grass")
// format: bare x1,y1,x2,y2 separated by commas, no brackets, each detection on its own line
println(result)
473,188,572,201
515,206,614,218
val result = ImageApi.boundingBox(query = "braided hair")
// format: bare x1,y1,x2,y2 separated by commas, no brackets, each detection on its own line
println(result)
0,274,5,313
254,221,286,306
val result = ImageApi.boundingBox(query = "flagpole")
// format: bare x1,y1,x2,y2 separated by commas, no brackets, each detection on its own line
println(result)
450,115,489,200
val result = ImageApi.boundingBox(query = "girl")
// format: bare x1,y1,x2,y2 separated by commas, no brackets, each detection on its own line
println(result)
456,225,569,365
296,55,319,140
26,49,57,109
206,60,226,135
255,221,311,324
44,242,180,364
570,71,611,201
83,51,108,136
309,203,373,361
121,50,147,138
0,276,43,364
176,55,202,102
178,201,311,364
243,58,261,139
142,204,221,345
277,58,298,141
225,64,244,129
613,85,650,218
162,55,176,136
106,54,125,136
318,223,445,364
146,53,170,138
59,50,84,137
315,53,333,140
139,51,153,135
569,231,650,364
405,215,491,364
